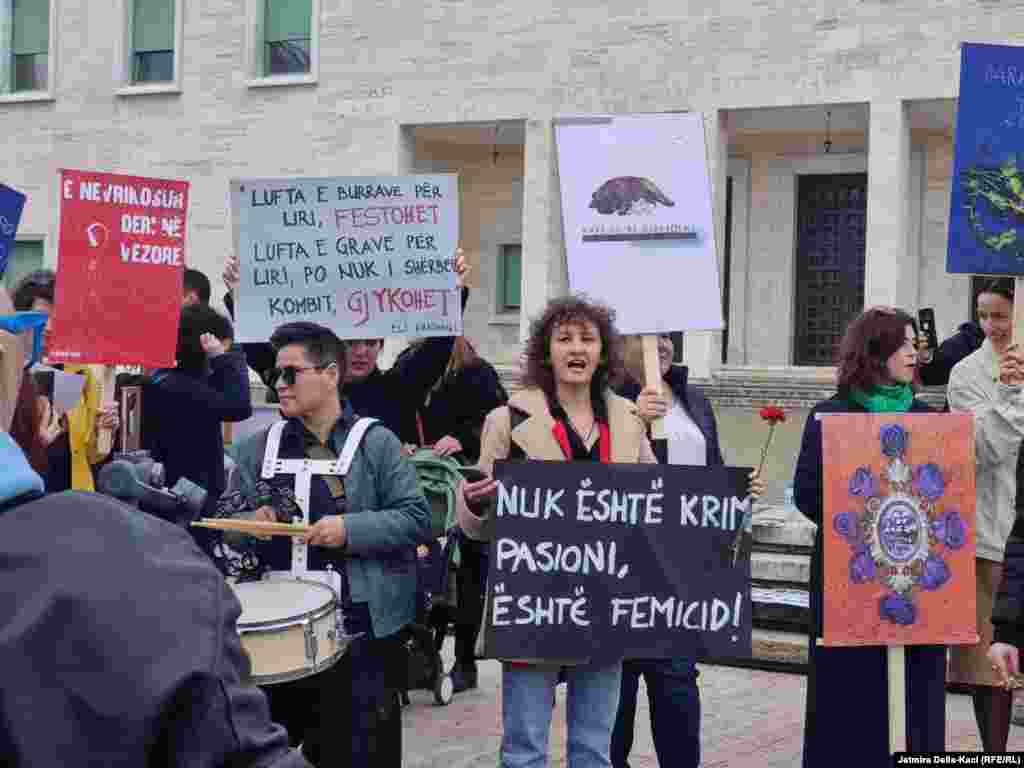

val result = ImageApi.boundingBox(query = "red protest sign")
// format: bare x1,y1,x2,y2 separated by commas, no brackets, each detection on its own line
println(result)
50,170,189,367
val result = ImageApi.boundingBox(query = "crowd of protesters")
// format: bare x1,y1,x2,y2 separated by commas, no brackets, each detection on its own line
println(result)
4,251,1024,768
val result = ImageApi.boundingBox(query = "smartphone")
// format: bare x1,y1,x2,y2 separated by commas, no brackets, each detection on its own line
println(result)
918,308,938,351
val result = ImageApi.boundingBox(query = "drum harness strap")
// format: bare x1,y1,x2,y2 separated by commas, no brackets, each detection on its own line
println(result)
260,417,378,656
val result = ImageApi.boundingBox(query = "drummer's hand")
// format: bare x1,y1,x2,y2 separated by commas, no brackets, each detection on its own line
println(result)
250,505,276,541
302,515,347,548
989,642,1020,688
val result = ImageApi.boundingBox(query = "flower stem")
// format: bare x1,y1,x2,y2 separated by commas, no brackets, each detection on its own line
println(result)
757,423,775,477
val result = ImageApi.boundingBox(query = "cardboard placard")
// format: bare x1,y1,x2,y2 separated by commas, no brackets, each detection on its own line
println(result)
820,414,977,646
230,175,461,342
554,113,723,334
49,170,189,367
484,460,752,661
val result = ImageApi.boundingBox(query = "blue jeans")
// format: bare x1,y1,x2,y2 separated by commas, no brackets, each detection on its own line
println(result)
610,658,700,768
501,661,623,768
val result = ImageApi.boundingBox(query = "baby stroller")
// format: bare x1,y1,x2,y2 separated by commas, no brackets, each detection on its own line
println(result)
397,449,467,707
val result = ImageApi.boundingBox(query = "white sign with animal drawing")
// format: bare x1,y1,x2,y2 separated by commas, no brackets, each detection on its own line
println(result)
554,113,724,335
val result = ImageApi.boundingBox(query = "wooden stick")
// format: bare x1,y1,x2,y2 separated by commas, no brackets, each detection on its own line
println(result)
1014,277,1024,346
95,365,116,458
642,335,666,439
887,646,907,755
190,518,311,537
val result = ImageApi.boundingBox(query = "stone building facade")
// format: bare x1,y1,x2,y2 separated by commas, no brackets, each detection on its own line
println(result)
2,1,1022,386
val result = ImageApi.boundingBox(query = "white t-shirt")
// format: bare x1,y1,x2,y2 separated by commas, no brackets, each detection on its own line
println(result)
664,397,707,467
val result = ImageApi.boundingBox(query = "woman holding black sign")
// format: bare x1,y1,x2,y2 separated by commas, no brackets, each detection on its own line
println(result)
793,307,945,766
457,295,655,768
610,333,763,768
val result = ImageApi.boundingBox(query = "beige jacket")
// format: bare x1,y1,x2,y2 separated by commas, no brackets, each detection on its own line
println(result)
456,386,657,541
454,386,657,664
949,339,1024,562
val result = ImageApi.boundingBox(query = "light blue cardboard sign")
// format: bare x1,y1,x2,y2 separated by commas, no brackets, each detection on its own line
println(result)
231,175,461,343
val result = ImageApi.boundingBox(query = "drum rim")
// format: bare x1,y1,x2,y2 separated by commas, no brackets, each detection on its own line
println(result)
249,647,346,686
232,578,337,630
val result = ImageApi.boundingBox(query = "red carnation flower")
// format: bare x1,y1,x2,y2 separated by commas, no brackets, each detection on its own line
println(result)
759,405,786,424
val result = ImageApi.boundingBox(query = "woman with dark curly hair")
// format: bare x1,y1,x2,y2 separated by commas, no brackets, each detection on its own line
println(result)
456,295,655,768
793,306,945,766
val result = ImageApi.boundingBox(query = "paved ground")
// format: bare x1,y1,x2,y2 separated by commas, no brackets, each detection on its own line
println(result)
401,641,1024,766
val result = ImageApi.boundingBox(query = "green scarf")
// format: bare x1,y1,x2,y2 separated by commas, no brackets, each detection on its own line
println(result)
849,383,914,413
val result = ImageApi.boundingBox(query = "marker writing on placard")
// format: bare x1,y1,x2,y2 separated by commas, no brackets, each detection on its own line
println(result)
679,494,748,531
495,538,625,578
491,586,591,627
268,295,335,317
334,204,441,229
609,592,743,632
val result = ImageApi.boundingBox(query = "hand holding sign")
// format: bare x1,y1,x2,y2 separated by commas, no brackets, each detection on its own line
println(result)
223,252,240,295
999,346,1024,385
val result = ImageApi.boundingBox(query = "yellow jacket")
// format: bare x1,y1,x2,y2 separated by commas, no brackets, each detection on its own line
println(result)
62,365,109,491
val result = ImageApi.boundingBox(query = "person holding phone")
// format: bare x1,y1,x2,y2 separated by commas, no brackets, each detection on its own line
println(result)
916,306,984,390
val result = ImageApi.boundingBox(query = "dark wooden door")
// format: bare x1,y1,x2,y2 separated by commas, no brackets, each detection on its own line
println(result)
794,174,867,366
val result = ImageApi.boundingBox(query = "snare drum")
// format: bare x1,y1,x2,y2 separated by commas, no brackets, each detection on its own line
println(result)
230,578,347,685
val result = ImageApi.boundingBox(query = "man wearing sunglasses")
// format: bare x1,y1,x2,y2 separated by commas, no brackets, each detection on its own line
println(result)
228,320,432,768
0,286,309,767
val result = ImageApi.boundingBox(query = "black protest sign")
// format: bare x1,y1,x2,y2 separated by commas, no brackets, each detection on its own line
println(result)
483,460,753,661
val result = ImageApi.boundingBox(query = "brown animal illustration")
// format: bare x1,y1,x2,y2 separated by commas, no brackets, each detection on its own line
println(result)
589,177,675,215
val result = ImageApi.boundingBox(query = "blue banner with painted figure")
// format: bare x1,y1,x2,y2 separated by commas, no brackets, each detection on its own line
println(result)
947,43,1024,275
0,184,27,280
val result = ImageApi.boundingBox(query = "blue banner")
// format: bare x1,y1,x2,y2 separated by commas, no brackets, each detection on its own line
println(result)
0,183,26,281
947,43,1024,275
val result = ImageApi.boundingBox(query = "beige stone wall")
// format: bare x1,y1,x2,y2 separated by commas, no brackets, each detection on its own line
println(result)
411,138,525,365
1,1,1020,365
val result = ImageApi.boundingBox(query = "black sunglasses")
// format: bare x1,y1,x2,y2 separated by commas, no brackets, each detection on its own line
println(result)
270,363,333,386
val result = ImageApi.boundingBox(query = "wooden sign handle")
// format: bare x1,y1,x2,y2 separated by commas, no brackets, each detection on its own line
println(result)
887,645,907,755
95,366,116,458
1014,277,1024,347
642,335,666,440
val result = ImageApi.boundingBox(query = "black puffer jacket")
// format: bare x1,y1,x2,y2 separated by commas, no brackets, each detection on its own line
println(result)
415,357,508,463
993,514,1024,649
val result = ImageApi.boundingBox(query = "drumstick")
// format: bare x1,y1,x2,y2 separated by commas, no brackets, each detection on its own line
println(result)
190,518,311,537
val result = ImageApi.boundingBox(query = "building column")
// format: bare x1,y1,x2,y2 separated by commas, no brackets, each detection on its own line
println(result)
865,101,916,309
519,118,566,342
684,109,730,378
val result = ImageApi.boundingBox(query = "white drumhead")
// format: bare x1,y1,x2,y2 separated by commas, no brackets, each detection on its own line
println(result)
230,579,335,626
